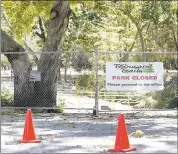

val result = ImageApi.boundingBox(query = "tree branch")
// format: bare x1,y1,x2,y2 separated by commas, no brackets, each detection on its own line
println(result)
32,17,46,42
1,29,24,53
24,41,39,64
38,16,46,42
2,9,12,30
70,8,77,19
118,8,147,54
2,8,40,65
1,29,32,68
172,28,178,51
128,31,139,52
2,7,14,37
34,30,45,41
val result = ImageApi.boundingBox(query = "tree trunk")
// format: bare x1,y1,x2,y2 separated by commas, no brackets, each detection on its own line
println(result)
64,65,67,82
172,28,178,51
58,67,61,81
1,30,36,107
35,0,71,107
135,23,147,61
119,8,147,61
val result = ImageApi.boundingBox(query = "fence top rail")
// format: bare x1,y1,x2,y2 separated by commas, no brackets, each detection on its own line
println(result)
97,51,177,54
1,51,177,55
1,51,94,54
1,106,177,112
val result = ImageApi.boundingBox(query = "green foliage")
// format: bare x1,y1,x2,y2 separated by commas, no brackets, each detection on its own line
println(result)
137,88,176,109
63,1,104,51
71,51,93,72
131,55,143,62
2,0,177,53
1,90,14,106
76,74,95,91
2,0,53,42
1,55,9,66
57,99,66,113
153,89,176,109
141,1,177,25
135,75,177,109
76,73,105,91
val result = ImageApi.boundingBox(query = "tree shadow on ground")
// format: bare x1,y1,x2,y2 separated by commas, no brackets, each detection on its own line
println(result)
1,113,177,153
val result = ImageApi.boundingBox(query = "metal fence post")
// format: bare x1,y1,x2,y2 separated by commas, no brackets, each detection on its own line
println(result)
0,5,1,96
93,49,99,116
144,52,147,62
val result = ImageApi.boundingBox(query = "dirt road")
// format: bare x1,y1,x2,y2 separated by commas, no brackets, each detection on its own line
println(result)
1,111,177,153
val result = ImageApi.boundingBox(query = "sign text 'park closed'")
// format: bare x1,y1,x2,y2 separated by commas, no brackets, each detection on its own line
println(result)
106,62,164,91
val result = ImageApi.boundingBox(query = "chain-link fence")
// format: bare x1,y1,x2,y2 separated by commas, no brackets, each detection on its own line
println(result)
1,51,177,113
97,52,177,111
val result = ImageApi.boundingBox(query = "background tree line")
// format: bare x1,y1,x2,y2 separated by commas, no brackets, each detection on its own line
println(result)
1,0,177,108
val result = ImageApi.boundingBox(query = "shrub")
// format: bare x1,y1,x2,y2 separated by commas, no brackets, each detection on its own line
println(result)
57,99,65,113
135,74,177,109
152,75,177,108
1,90,14,106
134,96,158,109
75,73,105,91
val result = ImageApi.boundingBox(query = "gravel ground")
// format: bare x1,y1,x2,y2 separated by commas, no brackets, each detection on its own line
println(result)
1,111,177,153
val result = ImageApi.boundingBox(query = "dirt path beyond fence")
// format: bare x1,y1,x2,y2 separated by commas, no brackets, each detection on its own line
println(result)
1,111,177,153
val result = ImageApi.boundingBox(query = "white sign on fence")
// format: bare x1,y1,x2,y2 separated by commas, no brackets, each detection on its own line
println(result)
29,71,41,81
106,62,164,91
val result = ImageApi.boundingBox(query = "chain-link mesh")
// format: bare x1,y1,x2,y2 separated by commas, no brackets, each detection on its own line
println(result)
1,51,177,111
97,52,177,110
1,51,96,110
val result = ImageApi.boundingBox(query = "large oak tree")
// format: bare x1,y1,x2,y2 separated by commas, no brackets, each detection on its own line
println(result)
1,0,177,108
1,0,71,107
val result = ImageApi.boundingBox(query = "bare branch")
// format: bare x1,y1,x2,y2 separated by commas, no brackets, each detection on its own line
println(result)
32,17,46,42
34,31,44,41
38,16,46,42
2,8,12,29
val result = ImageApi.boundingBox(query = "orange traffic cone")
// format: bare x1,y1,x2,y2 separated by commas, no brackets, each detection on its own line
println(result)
19,109,41,143
108,114,136,152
